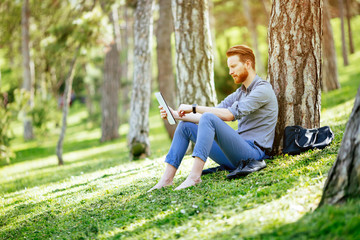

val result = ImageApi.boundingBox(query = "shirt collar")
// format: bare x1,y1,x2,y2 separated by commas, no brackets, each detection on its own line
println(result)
241,74,260,93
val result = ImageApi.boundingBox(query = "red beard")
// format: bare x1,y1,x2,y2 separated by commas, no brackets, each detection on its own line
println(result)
234,68,248,84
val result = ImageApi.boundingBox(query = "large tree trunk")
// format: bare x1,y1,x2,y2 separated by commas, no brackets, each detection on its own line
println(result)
156,0,176,139
56,47,80,165
322,0,340,93
338,0,349,66
128,0,154,160
268,0,322,154
319,86,360,206
101,8,121,142
21,0,34,140
171,0,217,107
242,0,266,76
345,0,355,54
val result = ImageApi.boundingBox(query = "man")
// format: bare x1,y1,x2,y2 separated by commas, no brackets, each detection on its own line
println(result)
149,45,278,191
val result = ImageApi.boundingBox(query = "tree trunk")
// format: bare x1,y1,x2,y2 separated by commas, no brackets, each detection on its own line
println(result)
156,0,176,139
208,0,218,68
319,86,360,206
322,0,340,93
345,0,355,54
120,6,132,122
56,47,80,165
242,0,266,77
101,9,121,142
338,0,349,66
261,0,270,24
128,0,154,160
171,0,217,106
268,0,322,154
21,0,34,140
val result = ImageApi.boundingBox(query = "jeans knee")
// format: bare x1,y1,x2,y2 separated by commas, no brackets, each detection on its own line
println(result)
199,112,217,124
176,121,195,135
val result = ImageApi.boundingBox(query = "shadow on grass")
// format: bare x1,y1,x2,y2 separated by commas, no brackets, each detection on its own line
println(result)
0,144,339,240
251,198,360,239
0,147,129,194
11,138,107,165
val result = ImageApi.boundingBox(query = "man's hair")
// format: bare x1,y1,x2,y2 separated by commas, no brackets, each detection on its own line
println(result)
226,45,256,70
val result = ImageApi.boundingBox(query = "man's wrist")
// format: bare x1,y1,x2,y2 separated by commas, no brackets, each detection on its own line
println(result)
192,104,197,114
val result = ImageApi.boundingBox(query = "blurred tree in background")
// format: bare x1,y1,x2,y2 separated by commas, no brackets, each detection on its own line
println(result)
128,0,154,160
156,0,176,139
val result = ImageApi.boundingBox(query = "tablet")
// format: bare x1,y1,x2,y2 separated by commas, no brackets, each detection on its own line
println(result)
155,92,177,125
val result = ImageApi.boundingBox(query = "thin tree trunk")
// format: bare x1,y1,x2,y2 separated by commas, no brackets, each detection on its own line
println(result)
128,0,154,160
56,47,80,165
172,0,217,106
156,0,176,139
21,0,34,140
101,8,121,142
319,86,360,206
338,0,349,66
268,0,322,154
322,0,340,92
208,0,218,68
120,6,131,120
85,81,95,118
345,0,355,54
242,0,265,77
261,0,270,24
101,40,120,142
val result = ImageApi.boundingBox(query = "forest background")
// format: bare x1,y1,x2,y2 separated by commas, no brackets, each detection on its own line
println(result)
1,0,360,239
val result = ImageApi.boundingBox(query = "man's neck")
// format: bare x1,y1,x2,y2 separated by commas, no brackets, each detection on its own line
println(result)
243,71,257,89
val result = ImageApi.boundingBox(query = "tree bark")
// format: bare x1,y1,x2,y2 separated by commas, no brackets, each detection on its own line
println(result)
171,0,217,106
268,0,322,154
338,0,349,66
156,0,176,139
322,0,340,93
56,47,80,165
345,0,355,54
21,0,34,140
319,86,360,206
242,0,266,76
101,8,121,142
128,0,154,160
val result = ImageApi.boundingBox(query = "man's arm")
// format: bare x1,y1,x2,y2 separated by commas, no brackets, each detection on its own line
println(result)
177,104,234,122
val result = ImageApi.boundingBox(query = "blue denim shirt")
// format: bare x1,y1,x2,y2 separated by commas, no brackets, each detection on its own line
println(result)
217,75,278,150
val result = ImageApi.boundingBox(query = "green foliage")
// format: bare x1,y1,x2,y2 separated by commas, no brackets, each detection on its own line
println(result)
29,95,61,136
0,89,30,164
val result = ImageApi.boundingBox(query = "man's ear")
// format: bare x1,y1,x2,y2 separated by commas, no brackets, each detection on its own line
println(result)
245,60,251,69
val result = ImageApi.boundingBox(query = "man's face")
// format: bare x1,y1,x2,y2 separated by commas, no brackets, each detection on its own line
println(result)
227,55,248,84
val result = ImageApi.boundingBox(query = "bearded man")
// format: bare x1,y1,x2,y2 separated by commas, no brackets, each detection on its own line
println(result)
149,45,278,191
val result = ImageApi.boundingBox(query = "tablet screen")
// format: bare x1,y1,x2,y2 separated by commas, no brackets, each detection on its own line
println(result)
155,92,177,125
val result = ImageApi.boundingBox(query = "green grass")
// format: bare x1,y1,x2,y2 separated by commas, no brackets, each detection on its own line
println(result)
1,17,360,240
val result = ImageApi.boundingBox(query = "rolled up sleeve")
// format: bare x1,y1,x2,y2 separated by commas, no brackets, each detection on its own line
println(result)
228,85,271,120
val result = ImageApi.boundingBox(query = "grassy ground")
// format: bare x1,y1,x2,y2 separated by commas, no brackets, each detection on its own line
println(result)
2,19,360,240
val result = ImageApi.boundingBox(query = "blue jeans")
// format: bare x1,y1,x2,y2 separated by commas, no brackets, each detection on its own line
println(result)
164,113,266,170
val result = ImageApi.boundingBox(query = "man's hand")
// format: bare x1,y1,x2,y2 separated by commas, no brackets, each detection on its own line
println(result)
177,104,192,117
159,106,178,120
159,106,167,120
